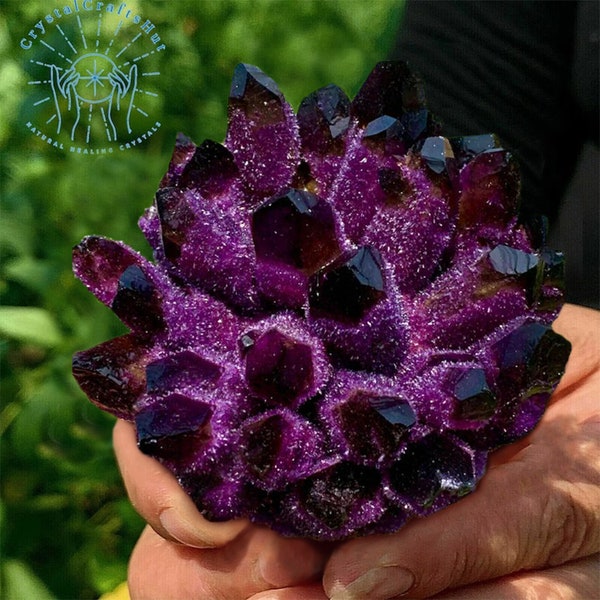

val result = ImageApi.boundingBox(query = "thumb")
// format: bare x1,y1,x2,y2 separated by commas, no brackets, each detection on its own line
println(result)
113,419,249,548
323,415,600,599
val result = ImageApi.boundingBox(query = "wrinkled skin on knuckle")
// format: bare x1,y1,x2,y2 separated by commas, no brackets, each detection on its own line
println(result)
542,427,600,565
543,486,600,566
520,410,600,568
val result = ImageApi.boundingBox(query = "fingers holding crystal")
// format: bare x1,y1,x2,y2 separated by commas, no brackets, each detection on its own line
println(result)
324,446,600,599
128,525,330,600
323,316,600,598
113,419,249,548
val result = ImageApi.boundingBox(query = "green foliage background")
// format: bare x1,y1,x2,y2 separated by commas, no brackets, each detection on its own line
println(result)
0,1,402,597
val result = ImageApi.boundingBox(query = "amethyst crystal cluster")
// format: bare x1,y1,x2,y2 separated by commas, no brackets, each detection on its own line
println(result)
73,62,571,540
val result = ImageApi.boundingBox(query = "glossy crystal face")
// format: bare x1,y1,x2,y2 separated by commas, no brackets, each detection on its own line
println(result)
73,61,570,540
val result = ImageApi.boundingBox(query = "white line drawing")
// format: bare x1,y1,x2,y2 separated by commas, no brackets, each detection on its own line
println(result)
49,53,138,141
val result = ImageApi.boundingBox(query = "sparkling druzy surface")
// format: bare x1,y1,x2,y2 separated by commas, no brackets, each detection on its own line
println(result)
73,62,571,540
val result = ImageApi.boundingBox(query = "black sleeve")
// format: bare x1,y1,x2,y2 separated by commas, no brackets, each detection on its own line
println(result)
391,0,583,223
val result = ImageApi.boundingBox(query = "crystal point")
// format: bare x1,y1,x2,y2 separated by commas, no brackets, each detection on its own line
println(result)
146,351,221,393
309,247,385,323
242,414,284,479
369,396,417,428
252,189,341,274
390,435,476,508
351,61,426,124
336,391,415,460
244,329,314,404
298,84,351,145
112,264,164,333
453,368,497,420
155,187,194,261
72,335,149,420
136,394,212,459
178,140,239,196
488,245,539,276
419,136,455,174
300,462,380,529
230,63,282,102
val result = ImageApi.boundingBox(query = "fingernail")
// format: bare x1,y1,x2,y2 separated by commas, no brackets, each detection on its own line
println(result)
158,507,213,548
329,566,414,600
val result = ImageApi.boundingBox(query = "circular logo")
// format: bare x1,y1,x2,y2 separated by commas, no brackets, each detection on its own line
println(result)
20,4,166,154
71,53,117,104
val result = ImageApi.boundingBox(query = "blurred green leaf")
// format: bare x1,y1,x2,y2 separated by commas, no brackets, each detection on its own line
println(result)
2,560,56,600
3,257,59,295
9,379,68,459
0,307,62,347
0,215,33,257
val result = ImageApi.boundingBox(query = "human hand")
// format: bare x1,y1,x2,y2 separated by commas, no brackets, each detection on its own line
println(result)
115,303,599,599
114,419,331,599
320,303,600,599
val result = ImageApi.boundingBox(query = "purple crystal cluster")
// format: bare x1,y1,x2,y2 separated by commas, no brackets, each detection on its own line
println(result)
73,62,571,540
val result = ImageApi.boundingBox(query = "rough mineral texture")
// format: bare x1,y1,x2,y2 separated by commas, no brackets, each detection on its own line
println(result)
73,62,571,540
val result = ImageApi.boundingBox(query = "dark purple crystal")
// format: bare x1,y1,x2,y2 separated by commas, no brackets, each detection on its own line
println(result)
452,368,497,420
155,188,195,261
241,411,323,489
362,116,409,156
146,351,221,393
337,392,415,461
450,133,501,166
112,265,164,333
351,61,427,124
378,168,412,205
244,329,314,404
488,245,539,276
529,249,565,309
135,394,212,459
73,236,144,306
458,149,520,228
309,246,386,323
226,65,299,199
242,413,284,479
494,322,571,396
178,140,239,197
300,462,380,529
390,434,476,509
298,84,351,149
230,63,284,125
72,335,150,420
159,133,197,187
370,396,417,428
419,136,455,174
252,189,341,274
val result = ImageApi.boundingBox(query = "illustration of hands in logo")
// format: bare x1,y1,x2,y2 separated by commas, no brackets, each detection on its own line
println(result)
50,65,80,137
49,57,138,142
108,64,138,138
